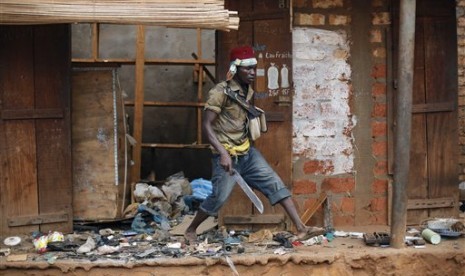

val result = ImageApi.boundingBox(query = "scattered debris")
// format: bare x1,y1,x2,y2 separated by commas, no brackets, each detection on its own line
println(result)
0,173,463,266
363,232,390,246
3,236,21,247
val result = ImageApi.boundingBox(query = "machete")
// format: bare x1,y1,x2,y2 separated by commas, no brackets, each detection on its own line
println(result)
231,169,264,214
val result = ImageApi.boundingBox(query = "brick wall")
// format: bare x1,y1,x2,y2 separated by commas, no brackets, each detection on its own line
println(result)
292,0,390,227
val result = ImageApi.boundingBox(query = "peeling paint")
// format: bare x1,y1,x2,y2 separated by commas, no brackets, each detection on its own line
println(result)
293,28,354,175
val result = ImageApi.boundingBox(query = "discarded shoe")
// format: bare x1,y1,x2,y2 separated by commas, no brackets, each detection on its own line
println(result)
77,236,96,254
296,227,326,241
273,233,293,248
47,241,79,252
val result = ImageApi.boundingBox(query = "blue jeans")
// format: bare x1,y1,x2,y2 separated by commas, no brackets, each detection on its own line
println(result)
200,147,291,216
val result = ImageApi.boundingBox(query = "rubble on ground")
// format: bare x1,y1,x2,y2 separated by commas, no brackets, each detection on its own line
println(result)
1,172,464,264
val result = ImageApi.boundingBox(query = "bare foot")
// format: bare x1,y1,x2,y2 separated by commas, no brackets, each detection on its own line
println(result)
296,226,326,241
184,229,197,245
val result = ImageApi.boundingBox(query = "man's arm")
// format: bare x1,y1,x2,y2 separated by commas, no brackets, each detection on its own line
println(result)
203,109,233,173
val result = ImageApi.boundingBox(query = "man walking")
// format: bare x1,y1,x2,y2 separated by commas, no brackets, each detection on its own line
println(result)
184,45,324,244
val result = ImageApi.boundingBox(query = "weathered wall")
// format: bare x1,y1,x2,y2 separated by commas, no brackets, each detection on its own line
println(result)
292,0,391,227
72,25,216,180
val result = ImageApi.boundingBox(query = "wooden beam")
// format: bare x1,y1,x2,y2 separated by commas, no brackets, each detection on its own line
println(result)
407,197,455,210
72,58,215,65
92,23,99,60
223,214,285,225
124,101,205,108
8,213,68,227
412,101,455,113
130,25,145,183
1,108,63,120
300,192,327,225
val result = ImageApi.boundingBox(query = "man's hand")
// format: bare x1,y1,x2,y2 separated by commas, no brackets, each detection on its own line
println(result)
219,152,233,174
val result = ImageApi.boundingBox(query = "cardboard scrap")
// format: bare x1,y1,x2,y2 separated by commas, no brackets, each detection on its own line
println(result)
7,254,28,262
169,215,217,235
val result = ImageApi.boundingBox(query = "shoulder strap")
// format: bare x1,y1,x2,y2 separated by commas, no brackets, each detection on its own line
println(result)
224,84,262,118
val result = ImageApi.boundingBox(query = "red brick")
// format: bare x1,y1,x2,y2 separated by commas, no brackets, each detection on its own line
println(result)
372,103,387,117
339,197,356,214
372,141,387,157
372,178,388,194
372,82,386,96
372,121,387,138
371,64,386,79
333,214,355,227
373,160,388,176
322,177,355,194
293,179,318,195
303,160,334,175
370,197,387,212
369,212,388,225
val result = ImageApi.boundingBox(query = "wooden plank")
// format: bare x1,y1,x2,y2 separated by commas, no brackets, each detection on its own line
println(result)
223,214,285,224
388,180,392,225
265,111,285,122
252,16,292,231
130,25,145,183
411,101,455,113
8,213,69,227
0,26,40,236
1,108,64,120
72,69,124,220
92,23,99,60
407,197,455,210
424,16,459,218
124,101,205,107
407,19,429,225
301,192,327,225
34,24,73,234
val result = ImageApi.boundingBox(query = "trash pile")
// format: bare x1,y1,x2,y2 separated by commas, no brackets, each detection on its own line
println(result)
0,218,464,264
125,172,201,232
1,169,464,266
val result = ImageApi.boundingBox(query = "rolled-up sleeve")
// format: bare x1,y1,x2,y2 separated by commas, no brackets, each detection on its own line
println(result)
204,85,226,114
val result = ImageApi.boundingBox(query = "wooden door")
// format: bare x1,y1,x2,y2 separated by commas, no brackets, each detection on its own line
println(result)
0,25,73,236
392,0,459,225
218,0,293,230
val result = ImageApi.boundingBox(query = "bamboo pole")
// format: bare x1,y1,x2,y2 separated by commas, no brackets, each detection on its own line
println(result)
0,0,239,30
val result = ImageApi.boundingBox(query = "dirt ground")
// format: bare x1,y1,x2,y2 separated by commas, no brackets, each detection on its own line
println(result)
1,225,464,276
